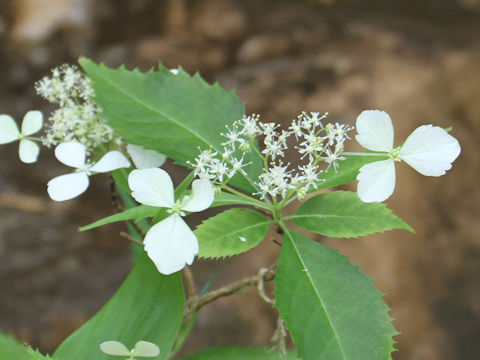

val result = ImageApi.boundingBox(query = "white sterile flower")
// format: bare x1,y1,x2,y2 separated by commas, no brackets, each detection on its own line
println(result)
355,110,461,203
47,142,131,201
100,340,160,358
126,144,166,169
128,168,214,275
0,111,43,163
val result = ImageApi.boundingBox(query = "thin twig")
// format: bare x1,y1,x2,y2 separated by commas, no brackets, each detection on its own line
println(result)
109,175,124,212
182,266,197,301
255,206,273,219
131,221,147,237
0,193,46,212
270,318,288,359
257,267,275,304
185,263,276,319
120,231,144,246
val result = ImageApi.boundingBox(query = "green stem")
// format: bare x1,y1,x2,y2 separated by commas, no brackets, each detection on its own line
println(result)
221,184,273,210
175,170,195,198
277,188,298,209
277,219,290,235
251,137,268,171
341,151,387,157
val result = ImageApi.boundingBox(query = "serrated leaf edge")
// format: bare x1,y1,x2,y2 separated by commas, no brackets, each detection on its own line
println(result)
276,227,398,359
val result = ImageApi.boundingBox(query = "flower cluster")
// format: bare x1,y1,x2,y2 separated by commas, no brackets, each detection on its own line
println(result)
190,112,352,200
35,64,116,149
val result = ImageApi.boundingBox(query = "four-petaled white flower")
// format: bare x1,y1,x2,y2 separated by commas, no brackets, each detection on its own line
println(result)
355,110,461,202
100,340,160,359
128,168,214,275
126,144,166,169
47,142,131,201
0,111,43,163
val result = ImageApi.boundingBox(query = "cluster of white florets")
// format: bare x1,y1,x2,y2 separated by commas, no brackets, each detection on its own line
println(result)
191,112,352,200
35,64,116,149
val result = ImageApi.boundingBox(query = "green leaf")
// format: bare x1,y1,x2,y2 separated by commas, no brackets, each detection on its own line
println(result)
0,334,52,359
287,191,413,238
79,205,160,231
26,348,54,359
182,346,298,360
275,229,398,360
53,252,184,360
79,58,262,192
0,334,31,360
316,155,386,191
195,208,271,259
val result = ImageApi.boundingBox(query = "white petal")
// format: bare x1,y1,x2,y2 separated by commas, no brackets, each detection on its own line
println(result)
47,172,89,201
127,144,166,169
133,341,160,357
90,151,131,173
355,110,394,152
128,168,174,208
21,110,43,136
99,341,130,356
357,159,396,202
55,142,86,168
400,125,461,176
19,139,40,163
144,214,198,275
0,114,20,144
181,179,214,212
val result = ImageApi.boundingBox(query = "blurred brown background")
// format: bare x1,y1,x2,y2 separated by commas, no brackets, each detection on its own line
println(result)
0,0,479,359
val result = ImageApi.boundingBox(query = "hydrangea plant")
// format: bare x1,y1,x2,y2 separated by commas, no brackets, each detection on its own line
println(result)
0,61,460,360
